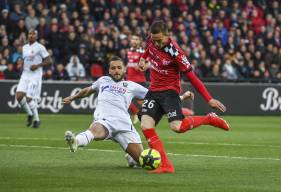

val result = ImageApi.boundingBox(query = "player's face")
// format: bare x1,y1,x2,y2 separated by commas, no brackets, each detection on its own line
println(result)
109,60,126,81
130,35,140,48
151,32,168,49
28,31,37,43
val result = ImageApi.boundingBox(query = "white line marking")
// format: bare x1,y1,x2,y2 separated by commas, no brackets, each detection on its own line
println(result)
1,137,281,148
0,144,280,161
167,141,281,148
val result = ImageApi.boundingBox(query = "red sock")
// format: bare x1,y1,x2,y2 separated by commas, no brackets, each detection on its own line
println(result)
142,128,171,166
179,116,208,133
129,103,139,114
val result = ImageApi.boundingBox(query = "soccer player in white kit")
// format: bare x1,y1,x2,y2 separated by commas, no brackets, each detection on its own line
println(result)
16,29,52,128
63,56,194,167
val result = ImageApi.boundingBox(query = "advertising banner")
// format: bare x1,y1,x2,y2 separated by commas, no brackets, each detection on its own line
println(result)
0,80,280,115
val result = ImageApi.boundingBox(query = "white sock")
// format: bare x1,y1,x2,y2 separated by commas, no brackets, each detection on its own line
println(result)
29,100,39,121
126,154,138,167
76,130,95,147
20,97,33,116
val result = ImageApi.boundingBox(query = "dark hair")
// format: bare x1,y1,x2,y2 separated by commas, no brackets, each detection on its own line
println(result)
150,20,168,35
109,56,124,65
131,33,140,37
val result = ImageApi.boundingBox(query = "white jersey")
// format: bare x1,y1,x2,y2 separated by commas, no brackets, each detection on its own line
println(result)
21,41,49,80
91,76,148,125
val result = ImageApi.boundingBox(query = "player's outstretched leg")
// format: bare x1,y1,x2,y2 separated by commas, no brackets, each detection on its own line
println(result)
142,128,175,174
149,162,175,174
65,130,95,152
182,107,194,116
64,131,78,152
207,113,229,131
125,153,138,168
178,113,229,133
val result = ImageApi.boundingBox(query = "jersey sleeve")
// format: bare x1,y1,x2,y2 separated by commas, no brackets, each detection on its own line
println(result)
39,45,49,59
132,82,148,99
91,77,103,91
175,52,192,72
164,41,192,72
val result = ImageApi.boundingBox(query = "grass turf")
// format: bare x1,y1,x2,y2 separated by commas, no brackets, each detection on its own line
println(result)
0,114,280,192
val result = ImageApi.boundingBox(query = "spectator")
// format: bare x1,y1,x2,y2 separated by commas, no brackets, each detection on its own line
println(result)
10,3,26,22
53,63,70,80
4,62,19,79
222,59,238,80
0,1,280,82
25,9,39,31
66,55,86,81
0,9,12,34
213,21,228,46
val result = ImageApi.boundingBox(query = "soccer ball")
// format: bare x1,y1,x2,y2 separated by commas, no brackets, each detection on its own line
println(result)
139,148,161,170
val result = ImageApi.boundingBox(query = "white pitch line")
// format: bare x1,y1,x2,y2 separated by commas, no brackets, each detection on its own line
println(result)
0,144,280,161
167,141,281,148
1,137,281,148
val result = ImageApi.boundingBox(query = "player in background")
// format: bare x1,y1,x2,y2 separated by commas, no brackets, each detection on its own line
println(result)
126,34,147,124
138,20,230,173
16,29,52,128
63,56,194,167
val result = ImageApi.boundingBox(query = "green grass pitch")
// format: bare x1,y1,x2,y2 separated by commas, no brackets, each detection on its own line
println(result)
0,114,280,192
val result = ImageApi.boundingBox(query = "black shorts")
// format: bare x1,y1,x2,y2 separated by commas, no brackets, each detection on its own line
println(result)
140,90,184,125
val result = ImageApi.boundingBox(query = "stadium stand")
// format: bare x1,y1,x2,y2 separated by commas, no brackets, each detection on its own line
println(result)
0,0,280,82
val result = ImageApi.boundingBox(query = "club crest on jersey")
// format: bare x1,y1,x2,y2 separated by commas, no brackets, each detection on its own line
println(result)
123,82,128,87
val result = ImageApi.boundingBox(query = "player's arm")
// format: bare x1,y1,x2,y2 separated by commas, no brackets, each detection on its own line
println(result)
30,56,52,71
138,47,150,71
185,71,226,112
63,86,95,105
174,51,226,112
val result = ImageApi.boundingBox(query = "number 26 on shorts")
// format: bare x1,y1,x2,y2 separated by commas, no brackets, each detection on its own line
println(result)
142,100,155,109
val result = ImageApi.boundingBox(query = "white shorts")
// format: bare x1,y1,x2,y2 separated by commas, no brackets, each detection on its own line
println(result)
16,77,42,99
93,117,142,151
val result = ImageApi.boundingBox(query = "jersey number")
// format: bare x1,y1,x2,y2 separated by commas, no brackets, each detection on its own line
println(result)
143,100,155,109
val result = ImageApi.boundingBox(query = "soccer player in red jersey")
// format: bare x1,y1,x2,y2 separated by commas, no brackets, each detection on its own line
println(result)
127,34,147,124
138,20,230,174
127,34,147,86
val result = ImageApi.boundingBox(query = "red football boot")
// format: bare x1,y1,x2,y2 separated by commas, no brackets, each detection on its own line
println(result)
149,163,175,174
207,113,230,131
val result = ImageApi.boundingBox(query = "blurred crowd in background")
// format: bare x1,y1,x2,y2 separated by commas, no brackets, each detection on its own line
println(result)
0,0,280,82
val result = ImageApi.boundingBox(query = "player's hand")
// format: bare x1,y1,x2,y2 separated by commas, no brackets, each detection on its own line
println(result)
138,58,149,71
30,64,39,71
208,99,226,112
63,96,73,105
180,91,194,101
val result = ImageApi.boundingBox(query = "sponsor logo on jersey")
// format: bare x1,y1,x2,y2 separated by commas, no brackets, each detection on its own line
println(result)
101,85,109,92
102,84,127,95
123,82,128,87
167,110,177,118
162,59,171,65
